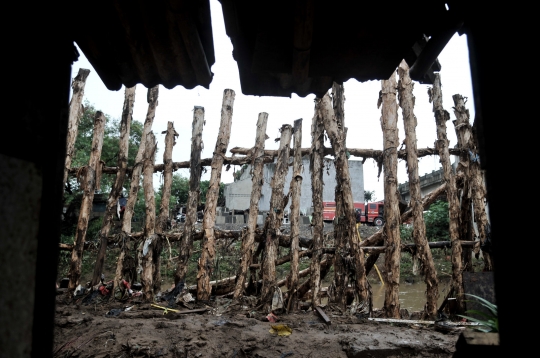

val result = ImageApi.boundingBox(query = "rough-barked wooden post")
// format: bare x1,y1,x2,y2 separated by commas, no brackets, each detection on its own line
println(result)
198,89,235,300
139,132,157,301
175,106,205,285
261,124,293,310
398,62,438,319
429,74,464,312
309,99,325,307
467,121,493,271
67,111,106,291
322,85,369,312
452,94,474,272
378,71,402,318
63,68,91,192
233,113,268,298
286,118,303,312
155,121,178,294
113,85,158,294
91,86,136,286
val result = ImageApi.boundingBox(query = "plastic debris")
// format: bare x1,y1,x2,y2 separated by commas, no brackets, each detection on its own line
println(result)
271,287,283,312
269,324,292,336
267,312,278,323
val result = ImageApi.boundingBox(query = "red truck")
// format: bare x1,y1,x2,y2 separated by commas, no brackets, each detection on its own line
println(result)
322,200,385,226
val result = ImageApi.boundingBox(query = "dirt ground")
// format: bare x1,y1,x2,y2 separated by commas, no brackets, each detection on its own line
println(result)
53,295,461,358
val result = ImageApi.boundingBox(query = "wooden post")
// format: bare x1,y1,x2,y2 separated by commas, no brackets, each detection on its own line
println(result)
91,86,135,286
175,106,205,284
139,132,157,301
429,74,464,312
63,68,91,192
379,71,402,318
452,94,474,272
310,99,325,307
67,111,106,291
198,89,235,300
113,85,158,294
322,84,369,312
398,62,439,319
286,118,303,312
261,124,293,310
233,112,268,298
154,121,178,294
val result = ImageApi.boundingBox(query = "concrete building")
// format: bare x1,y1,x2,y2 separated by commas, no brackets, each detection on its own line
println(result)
224,156,364,214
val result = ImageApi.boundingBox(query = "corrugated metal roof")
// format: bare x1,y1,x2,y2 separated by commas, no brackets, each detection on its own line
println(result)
73,0,215,91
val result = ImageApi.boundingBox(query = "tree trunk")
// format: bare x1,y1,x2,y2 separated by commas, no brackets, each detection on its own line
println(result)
91,86,135,287
398,62,439,319
322,85,369,312
379,71,402,318
261,124,293,310
452,94,474,272
139,132,157,302
113,86,158,294
429,74,464,313
154,121,178,294
175,106,205,284
198,89,235,300
67,111,105,291
310,98,325,307
233,112,268,298
286,118,303,312
63,68,91,192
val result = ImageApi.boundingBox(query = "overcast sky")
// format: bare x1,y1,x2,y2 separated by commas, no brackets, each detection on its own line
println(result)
71,0,475,201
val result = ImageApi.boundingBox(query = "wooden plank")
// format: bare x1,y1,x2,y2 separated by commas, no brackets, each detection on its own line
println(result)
368,318,479,326
315,306,331,325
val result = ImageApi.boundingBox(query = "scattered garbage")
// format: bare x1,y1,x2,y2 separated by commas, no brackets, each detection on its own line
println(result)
271,287,284,312
106,308,123,317
266,312,278,323
269,324,292,336
160,281,185,306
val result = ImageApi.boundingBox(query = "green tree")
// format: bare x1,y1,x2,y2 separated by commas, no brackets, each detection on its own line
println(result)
364,190,376,203
424,200,449,241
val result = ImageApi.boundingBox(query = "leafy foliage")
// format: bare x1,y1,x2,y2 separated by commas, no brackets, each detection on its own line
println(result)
458,294,498,332
424,200,450,242
364,190,376,202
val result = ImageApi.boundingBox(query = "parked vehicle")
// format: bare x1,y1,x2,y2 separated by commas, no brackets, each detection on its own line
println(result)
322,200,385,226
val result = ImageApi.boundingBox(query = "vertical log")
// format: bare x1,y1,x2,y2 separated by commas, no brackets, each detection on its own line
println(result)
310,99,325,307
322,84,369,312
139,132,157,301
63,68,91,191
261,124,293,309
113,85,158,294
154,121,178,293
91,86,135,286
286,118,303,312
67,111,106,291
175,106,205,284
379,71,402,318
429,74,464,312
452,94,474,272
198,89,235,300
233,112,268,298
398,62,439,319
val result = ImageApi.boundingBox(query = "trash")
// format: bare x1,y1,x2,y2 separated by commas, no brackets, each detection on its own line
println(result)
269,324,292,336
124,305,135,311
161,281,185,306
266,312,278,323
131,291,142,297
98,285,110,296
271,287,283,312
106,309,123,317
151,304,181,315
74,284,87,297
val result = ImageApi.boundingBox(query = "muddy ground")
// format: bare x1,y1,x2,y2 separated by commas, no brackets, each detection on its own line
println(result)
53,297,461,358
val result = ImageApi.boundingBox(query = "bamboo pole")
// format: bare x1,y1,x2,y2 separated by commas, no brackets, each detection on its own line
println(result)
155,121,178,294
322,84,369,312
309,98,325,307
286,119,303,312
429,74,464,312
67,111,106,291
175,106,205,284
139,132,157,301
91,86,135,287
398,61,439,319
261,124,293,310
113,85,158,294
233,112,268,298
379,70,402,318
198,89,235,300
63,68,91,192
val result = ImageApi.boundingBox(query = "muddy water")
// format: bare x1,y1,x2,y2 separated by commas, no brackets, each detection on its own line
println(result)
371,278,452,312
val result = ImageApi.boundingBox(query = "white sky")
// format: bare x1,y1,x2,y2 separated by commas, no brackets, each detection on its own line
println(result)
71,0,475,200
